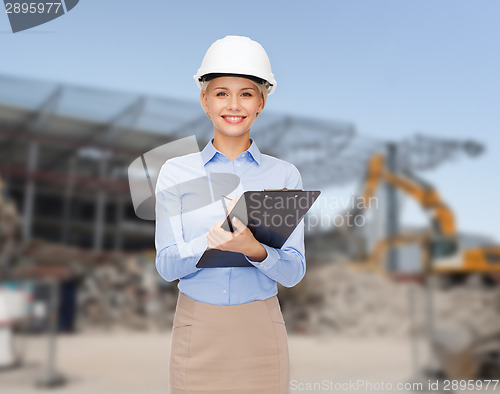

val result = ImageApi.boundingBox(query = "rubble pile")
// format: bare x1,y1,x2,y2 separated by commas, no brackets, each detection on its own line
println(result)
279,262,500,337
432,282,500,339
76,255,177,332
18,249,497,336
74,259,500,335
0,178,22,274
280,262,414,336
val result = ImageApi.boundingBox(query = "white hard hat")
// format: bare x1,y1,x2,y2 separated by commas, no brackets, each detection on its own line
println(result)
194,35,277,95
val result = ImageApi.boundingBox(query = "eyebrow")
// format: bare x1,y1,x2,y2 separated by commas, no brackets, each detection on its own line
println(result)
213,86,257,91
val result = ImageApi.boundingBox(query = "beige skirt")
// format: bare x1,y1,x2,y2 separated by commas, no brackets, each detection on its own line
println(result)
169,291,290,394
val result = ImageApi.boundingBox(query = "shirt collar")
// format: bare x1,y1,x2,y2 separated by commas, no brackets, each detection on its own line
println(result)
200,139,219,165
201,139,262,166
247,139,262,165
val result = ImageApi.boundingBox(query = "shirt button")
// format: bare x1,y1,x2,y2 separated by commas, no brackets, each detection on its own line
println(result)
223,290,227,294
235,163,241,168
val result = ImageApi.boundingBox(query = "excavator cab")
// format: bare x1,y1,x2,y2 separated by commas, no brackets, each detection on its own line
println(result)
429,237,460,259
429,237,465,273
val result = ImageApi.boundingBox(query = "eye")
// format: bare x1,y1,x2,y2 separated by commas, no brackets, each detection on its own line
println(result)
216,92,227,97
242,92,253,97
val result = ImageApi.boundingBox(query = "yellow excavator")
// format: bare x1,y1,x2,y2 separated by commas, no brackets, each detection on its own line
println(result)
361,153,500,280
359,154,500,382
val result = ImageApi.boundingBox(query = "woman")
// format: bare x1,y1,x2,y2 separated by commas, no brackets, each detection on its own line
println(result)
155,35,306,394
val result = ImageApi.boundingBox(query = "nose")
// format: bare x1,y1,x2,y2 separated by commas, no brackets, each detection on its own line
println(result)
227,95,240,111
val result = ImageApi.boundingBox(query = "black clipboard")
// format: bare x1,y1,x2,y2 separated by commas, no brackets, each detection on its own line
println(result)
196,189,321,268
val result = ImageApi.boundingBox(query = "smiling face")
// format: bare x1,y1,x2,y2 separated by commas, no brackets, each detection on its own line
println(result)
201,76,265,142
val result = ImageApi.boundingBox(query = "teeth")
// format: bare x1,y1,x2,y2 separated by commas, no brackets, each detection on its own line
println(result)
224,116,244,121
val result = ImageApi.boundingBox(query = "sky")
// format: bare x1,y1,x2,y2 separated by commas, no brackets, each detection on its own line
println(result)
0,0,499,241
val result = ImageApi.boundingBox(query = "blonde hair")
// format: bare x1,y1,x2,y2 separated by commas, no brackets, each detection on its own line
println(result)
200,77,268,111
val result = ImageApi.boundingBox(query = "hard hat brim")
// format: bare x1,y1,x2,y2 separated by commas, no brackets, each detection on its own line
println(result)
194,73,276,95
199,73,271,90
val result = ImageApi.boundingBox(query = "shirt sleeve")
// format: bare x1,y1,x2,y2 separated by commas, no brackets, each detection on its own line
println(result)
245,164,306,288
155,161,206,282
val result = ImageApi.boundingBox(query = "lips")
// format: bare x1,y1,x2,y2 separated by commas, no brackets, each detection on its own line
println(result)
221,115,246,124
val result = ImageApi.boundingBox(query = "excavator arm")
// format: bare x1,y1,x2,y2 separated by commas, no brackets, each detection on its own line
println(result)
361,154,456,238
360,154,500,274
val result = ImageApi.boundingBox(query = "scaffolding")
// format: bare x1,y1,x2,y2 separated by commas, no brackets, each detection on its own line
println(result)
0,74,358,251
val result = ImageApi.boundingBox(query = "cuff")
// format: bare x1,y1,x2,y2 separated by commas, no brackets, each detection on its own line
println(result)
245,244,279,271
190,232,208,257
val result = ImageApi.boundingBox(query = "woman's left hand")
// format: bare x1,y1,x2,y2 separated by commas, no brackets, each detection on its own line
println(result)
207,217,268,262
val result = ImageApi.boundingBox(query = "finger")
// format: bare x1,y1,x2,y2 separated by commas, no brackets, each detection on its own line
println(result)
208,234,224,249
209,222,223,238
207,235,216,249
210,221,228,237
209,230,232,248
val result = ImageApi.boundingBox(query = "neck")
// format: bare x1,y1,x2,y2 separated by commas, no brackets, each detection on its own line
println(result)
213,132,251,162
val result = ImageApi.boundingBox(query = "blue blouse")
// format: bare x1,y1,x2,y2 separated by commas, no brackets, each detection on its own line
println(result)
155,139,305,305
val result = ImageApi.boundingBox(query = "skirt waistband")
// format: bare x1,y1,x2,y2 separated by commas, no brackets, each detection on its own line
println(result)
173,291,285,328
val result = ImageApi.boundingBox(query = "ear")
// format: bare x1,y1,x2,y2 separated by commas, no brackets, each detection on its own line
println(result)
258,93,265,113
200,90,210,114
